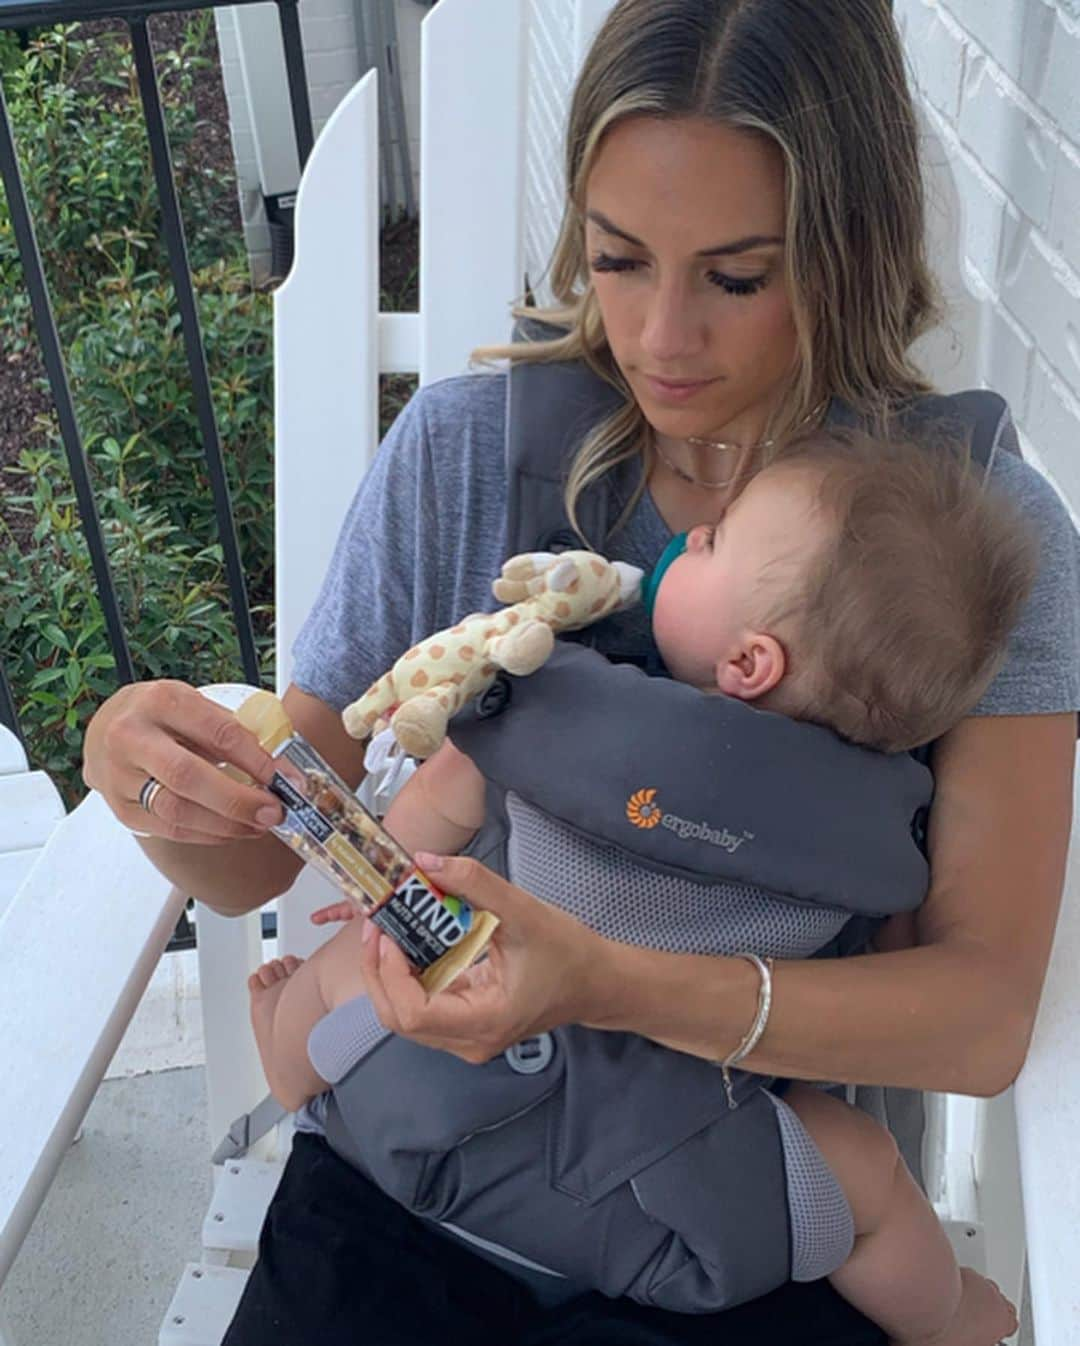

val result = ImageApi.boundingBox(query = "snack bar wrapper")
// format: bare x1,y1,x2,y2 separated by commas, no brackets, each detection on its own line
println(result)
234,689,498,993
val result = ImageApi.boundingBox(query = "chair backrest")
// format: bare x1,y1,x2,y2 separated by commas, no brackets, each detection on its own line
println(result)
0,726,65,924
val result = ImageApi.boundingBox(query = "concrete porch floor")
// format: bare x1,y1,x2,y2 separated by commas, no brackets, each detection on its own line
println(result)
2,1067,211,1346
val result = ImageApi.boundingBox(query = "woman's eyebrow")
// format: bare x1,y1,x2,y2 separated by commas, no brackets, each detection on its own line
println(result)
586,209,783,256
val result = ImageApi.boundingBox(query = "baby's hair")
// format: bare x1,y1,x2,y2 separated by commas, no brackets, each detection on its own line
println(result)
758,428,1039,753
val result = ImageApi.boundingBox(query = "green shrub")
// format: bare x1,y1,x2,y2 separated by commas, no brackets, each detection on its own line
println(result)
2,448,270,802
0,20,227,339
1,19,274,802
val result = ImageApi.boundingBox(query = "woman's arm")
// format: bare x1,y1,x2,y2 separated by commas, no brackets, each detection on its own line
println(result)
358,713,1076,1096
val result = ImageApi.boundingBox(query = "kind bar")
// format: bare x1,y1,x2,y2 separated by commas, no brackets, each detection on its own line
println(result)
235,691,497,993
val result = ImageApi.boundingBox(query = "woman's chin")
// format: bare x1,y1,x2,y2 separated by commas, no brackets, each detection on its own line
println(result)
641,403,729,442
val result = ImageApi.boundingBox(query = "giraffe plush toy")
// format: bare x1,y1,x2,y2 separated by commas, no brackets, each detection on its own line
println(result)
341,550,643,760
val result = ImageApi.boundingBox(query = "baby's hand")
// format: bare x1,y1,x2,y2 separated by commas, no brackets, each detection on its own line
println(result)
310,900,358,925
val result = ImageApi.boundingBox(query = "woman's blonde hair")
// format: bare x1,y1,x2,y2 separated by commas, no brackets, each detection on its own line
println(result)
476,0,941,540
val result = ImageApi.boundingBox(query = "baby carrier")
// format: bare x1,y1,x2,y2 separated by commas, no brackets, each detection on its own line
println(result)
320,329,1022,1312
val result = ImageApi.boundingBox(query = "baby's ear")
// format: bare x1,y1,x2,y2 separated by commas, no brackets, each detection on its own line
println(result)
715,634,786,701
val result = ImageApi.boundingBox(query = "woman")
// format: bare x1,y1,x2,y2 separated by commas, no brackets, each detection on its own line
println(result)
84,1,1079,1342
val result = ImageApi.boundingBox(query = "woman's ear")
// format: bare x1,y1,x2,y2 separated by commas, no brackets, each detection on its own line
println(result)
715,634,786,700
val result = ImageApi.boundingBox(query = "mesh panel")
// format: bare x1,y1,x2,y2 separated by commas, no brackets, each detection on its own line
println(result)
307,995,390,1084
506,794,850,958
768,1093,855,1282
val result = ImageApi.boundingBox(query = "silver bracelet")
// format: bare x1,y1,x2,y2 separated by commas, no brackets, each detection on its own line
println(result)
717,952,774,1110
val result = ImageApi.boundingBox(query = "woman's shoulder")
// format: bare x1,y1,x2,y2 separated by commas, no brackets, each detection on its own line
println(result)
405,370,508,446
973,431,1080,718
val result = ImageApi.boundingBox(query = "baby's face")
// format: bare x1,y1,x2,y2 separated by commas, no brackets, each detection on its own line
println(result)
652,465,826,690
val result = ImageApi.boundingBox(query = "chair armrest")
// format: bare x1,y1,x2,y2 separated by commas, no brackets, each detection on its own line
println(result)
1014,763,1080,1346
0,791,184,1286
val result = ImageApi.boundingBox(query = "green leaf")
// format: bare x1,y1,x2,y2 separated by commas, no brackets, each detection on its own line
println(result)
42,623,71,652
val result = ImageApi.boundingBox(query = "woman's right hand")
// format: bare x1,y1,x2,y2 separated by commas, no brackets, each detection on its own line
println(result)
83,679,285,844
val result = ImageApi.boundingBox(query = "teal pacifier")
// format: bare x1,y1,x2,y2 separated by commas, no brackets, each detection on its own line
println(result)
642,531,688,619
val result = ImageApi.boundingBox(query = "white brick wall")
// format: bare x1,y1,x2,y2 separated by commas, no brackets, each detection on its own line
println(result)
897,0,1080,519
523,0,577,305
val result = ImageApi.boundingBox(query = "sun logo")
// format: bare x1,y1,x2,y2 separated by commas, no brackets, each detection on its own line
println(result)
626,788,662,829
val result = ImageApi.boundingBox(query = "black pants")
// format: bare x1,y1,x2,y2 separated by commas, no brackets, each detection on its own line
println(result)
223,1133,885,1346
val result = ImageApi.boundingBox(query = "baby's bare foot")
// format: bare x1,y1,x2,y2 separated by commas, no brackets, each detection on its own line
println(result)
248,955,303,1027
894,1267,1018,1346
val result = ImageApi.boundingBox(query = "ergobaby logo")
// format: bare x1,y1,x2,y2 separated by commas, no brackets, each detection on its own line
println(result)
626,788,754,855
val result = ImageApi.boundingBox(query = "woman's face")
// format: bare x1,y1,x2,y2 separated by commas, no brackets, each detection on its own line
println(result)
583,116,798,444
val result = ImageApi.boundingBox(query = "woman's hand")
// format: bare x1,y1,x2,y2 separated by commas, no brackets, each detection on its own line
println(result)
83,679,285,844
358,853,610,1063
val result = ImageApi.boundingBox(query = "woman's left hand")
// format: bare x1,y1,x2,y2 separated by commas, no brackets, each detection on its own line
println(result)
358,853,609,1062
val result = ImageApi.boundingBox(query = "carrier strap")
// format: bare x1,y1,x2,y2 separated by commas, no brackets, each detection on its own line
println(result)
506,316,1017,564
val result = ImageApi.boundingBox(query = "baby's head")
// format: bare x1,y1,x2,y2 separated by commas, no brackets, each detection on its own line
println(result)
651,429,1039,752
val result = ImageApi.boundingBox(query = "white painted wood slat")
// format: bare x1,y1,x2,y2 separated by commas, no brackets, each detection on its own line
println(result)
0,728,28,778
0,792,184,1285
0,773,65,855
274,70,380,699
0,853,40,924
1014,753,1080,1346
420,0,527,385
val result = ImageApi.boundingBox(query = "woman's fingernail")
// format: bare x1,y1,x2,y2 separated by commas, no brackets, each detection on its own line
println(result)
415,851,444,873
256,806,281,826
361,919,375,945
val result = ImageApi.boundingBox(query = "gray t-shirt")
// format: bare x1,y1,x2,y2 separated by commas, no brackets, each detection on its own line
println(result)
290,371,1080,1110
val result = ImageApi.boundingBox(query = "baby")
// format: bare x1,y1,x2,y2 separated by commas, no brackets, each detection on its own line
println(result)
250,429,1037,1346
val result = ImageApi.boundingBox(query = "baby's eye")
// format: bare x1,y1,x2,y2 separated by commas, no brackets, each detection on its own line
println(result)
589,252,640,274
708,272,768,297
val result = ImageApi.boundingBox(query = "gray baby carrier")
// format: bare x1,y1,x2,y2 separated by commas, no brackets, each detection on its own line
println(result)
323,333,1021,1313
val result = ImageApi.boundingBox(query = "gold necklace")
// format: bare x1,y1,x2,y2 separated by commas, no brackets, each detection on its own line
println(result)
654,441,741,490
657,399,830,490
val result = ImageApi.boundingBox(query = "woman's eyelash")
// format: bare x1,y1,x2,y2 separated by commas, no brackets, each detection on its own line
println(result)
589,252,768,297
707,271,768,297
589,252,638,273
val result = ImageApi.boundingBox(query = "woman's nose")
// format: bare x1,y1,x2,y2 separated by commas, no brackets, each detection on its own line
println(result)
640,281,706,364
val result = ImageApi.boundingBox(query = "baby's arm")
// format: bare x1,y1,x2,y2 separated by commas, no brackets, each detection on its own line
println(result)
311,741,489,926
382,739,487,855
248,919,372,1112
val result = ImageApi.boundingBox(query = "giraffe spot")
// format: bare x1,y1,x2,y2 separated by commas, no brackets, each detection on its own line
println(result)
439,695,449,708
410,671,430,689
451,624,466,634
451,673,466,685
484,627,498,639
590,597,607,614
404,646,421,660
590,559,606,577
555,601,572,619
566,577,580,594
506,611,520,625
460,646,475,661
482,663,496,675
429,644,446,660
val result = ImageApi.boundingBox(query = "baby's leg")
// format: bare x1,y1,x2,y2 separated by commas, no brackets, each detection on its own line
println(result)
784,1082,1017,1346
248,955,334,1112
248,956,304,1081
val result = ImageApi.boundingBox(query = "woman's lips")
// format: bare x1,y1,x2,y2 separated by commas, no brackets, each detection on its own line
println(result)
641,374,718,404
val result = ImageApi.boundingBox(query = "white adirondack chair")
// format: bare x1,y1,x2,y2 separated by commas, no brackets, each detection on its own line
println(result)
0,3,1077,1343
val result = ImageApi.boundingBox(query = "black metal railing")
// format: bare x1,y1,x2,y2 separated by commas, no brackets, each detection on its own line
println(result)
0,0,314,745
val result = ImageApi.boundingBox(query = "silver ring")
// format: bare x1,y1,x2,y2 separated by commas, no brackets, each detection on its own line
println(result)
138,776,165,816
